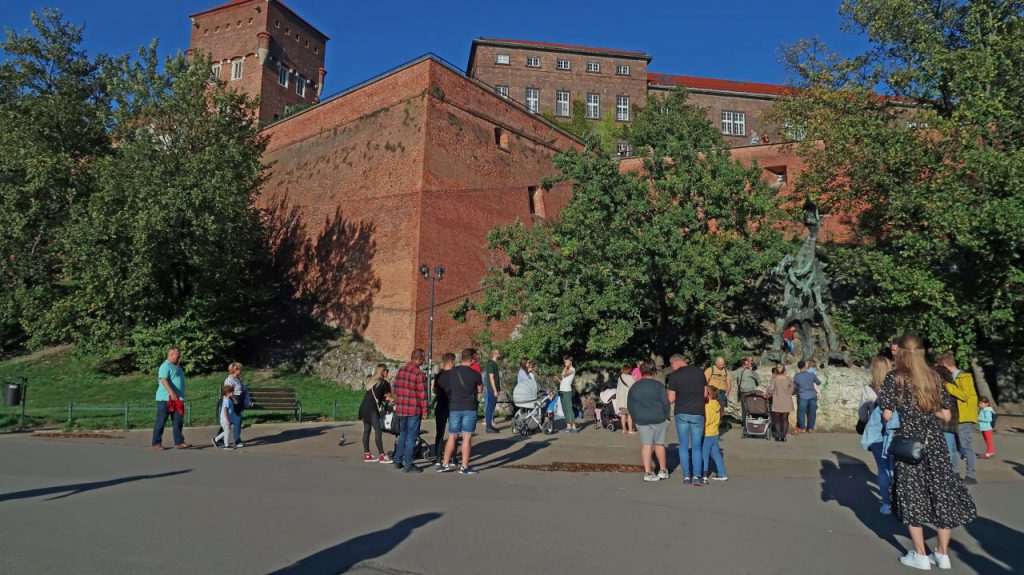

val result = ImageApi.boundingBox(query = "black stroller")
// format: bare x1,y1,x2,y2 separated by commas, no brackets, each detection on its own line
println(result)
382,402,433,460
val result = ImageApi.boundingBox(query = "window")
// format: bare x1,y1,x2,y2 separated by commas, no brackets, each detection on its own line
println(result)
526,56,541,68
784,121,807,141
495,85,509,98
616,143,632,157
277,64,289,87
494,127,509,150
616,95,630,121
295,77,305,97
275,20,280,27
616,64,630,76
528,186,546,218
231,59,243,81
495,53,510,65
586,93,600,119
587,61,601,73
557,59,570,70
555,91,570,117
525,88,539,113
210,63,221,80
720,110,746,136
314,46,319,54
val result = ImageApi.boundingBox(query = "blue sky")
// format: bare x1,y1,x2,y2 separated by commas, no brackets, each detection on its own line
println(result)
2,0,870,97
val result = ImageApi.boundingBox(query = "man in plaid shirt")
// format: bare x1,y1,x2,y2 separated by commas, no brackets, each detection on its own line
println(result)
392,348,428,472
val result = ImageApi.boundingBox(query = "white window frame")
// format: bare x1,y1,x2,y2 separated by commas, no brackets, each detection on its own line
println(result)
495,85,509,98
616,64,630,76
587,61,600,73
586,93,600,119
495,53,510,65
295,76,305,97
230,58,244,81
616,143,631,157
721,110,746,136
557,59,570,70
526,56,541,68
616,95,630,121
277,64,289,87
210,63,222,80
555,91,570,117
525,88,539,113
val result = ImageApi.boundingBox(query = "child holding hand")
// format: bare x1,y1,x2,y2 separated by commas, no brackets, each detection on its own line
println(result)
978,397,996,459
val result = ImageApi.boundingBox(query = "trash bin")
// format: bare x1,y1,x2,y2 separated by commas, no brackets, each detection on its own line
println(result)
4,382,22,406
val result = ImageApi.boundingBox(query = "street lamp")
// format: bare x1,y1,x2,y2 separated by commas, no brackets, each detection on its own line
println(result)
420,263,445,409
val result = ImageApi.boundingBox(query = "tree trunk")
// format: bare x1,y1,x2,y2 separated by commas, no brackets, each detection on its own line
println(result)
971,357,997,408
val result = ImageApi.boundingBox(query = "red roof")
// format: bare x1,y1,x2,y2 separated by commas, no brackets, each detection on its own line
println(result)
647,72,792,97
474,38,650,59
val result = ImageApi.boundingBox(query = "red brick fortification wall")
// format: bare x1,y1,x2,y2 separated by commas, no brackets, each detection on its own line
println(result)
259,61,433,359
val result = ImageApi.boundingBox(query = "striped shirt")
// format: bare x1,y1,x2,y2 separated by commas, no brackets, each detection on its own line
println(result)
392,362,428,417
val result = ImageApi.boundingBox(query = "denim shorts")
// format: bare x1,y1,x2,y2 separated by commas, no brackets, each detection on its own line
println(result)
448,410,478,435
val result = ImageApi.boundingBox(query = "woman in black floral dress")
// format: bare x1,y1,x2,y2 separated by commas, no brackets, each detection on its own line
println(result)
879,333,977,570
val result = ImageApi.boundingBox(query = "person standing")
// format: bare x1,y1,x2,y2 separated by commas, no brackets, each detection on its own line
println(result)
220,362,249,448
667,354,708,486
212,385,237,449
705,356,732,410
938,354,978,485
793,360,821,433
766,365,793,441
859,355,893,514
879,334,976,570
558,357,578,433
630,361,643,382
615,365,636,434
978,397,996,459
513,358,538,407
702,387,728,482
627,361,670,482
432,353,455,463
933,363,961,470
152,347,190,450
782,326,797,355
392,349,428,473
437,348,483,475
359,363,392,463
734,357,761,421
483,348,502,433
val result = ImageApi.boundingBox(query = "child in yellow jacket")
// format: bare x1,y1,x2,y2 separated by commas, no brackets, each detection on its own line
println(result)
702,389,728,482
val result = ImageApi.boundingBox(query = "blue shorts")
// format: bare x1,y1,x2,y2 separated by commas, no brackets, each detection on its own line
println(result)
448,410,478,435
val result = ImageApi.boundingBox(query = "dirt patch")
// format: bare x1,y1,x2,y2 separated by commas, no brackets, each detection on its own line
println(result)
506,461,644,473
34,432,123,439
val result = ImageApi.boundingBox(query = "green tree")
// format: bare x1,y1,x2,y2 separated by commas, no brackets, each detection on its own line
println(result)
465,89,787,366
0,10,111,349
772,0,1024,399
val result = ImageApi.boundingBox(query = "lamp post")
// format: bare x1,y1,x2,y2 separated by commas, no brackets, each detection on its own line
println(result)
420,263,445,409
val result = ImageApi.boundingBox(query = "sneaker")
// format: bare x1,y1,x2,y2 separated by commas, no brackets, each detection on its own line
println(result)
899,551,932,570
880,504,892,515
657,469,669,480
928,552,951,570
436,463,452,473
211,438,219,449
486,427,500,434
692,479,707,487
393,462,404,470
459,466,479,475
235,442,244,448
981,452,994,459
712,476,728,481
363,452,375,463
152,444,165,451
378,454,392,464
223,445,234,450
403,466,422,473
963,476,978,485
683,477,693,485
643,473,659,482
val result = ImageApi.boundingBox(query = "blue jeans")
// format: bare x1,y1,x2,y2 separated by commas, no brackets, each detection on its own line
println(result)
674,414,704,479
797,397,817,430
484,389,497,430
701,435,727,478
944,432,958,470
867,442,893,505
957,422,976,479
448,410,477,435
152,401,185,446
396,415,422,470
230,411,242,444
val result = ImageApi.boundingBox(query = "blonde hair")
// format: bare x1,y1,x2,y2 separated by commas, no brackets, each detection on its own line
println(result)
228,362,243,376
367,363,389,389
869,355,891,392
894,334,941,413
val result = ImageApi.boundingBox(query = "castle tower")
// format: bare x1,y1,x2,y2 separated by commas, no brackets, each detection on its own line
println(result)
187,0,328,125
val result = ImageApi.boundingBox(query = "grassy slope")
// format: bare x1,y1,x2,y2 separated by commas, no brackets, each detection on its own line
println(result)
0,347,364,430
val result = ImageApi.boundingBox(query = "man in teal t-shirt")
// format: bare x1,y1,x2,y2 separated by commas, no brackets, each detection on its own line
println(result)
152,347,190,449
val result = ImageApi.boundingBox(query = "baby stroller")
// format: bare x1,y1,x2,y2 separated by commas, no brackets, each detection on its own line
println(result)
741,394,771,439
382,402,432,460
599,388,621,431
511,390,554,436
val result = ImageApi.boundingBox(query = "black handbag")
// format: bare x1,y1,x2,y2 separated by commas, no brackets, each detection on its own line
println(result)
888,436,926,462
855,419,867,435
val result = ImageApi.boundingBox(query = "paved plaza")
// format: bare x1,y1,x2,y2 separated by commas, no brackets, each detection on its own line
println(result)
1,419,1022,574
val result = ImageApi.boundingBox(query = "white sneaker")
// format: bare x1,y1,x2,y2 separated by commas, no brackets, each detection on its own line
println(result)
899,552,932,570
657,469,669,480
880,504,892,515
643,473,659,482
928,553,951,570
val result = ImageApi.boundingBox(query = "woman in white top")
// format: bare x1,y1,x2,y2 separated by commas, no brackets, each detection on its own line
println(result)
615,365,636,434
557,357,578,433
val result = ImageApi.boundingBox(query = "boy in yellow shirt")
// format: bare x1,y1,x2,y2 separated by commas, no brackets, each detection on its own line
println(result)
702,388,728,482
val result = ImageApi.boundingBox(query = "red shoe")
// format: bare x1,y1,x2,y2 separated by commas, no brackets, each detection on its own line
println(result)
378,454,393,464
363,452,375,462
174,443,192,449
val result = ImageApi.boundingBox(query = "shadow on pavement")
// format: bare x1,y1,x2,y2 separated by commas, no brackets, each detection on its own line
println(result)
244,425,333,447
819,451,903,553
475,437,557,471
267,512,442,575
951,515,1024,574
0,469,191,503
1006,460,1024,477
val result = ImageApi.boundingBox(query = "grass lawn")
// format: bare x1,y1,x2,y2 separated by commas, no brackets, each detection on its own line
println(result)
0,346,364,430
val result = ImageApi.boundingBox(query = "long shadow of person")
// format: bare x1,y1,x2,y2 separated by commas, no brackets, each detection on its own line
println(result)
0,469,191,503
820,451,903,553
244,425,332,447
949,515,1024,574
267,512,442,574
1005,460,1024,477
475,438,556,471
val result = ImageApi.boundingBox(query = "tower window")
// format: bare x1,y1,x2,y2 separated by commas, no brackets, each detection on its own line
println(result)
211,63,222,80
296,78,305,97
277,64,289,87
494,127,509,150
231,59,243,81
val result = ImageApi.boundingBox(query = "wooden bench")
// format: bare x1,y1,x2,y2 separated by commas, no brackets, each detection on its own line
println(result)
247,388,303,422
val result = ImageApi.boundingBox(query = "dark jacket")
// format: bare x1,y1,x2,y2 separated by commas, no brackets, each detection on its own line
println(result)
627,377,670,426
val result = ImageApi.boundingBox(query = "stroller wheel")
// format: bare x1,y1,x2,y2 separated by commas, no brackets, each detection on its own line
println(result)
606,424,615,431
